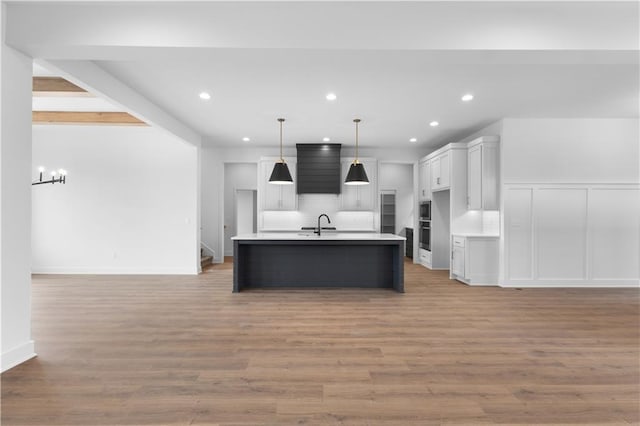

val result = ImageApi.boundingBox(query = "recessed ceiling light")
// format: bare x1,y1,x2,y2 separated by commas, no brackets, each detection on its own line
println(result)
323,137,330,142
409,138,417,143
430,121,439,127
325,93,337,101
461,93,474,102
242,137,250,142
199,92,211,100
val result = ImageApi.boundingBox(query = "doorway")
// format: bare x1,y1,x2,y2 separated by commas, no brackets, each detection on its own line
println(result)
235,189,257,236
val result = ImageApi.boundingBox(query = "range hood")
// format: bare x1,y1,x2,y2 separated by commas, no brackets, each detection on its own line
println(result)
296,143,341,194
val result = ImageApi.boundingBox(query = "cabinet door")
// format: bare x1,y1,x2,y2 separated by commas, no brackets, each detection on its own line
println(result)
452,245,465,277
431,156,441,190
423,160,431,200
418,161,427,201
280,160,297,210
341,160,359,210
340,159,375,210
262,160,297,210
482,144,499,210
439,152,450,189
262,161,282,210
467,145,482,210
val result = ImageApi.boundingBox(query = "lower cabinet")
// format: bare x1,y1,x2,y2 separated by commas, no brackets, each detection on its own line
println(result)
418,248,432,269
450,235,499,285
451,239,465,277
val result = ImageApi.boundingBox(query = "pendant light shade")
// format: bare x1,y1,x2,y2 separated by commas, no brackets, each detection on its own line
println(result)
345,162,369,185
269,162,293,184
269,118,293,185
345,118,369,185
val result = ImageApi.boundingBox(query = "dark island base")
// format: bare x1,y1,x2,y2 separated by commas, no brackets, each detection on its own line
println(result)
233,240,404,292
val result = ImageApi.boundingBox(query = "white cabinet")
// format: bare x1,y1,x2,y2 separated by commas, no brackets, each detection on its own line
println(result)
467,137,499,210
450,235,499,285
418,248,432,269
418,160,431,201
451,236,465,277
260,159,297,211
340,159,376,211
431,151,450,191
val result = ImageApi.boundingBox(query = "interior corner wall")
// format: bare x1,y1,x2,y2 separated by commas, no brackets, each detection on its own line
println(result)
223,163,258,256
499,118,639,288
201,147,223,263
1,14,36,372
378,163,414,234
31,125,199,274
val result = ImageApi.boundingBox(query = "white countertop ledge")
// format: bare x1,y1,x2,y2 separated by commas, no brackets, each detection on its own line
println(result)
452,233,500,238
232,233,405,241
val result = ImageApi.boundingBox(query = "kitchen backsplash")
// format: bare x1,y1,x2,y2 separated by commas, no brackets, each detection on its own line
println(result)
261,194,375,231
452,210,500,235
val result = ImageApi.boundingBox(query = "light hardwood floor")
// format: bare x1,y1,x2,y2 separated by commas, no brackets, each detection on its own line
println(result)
2,259,639,425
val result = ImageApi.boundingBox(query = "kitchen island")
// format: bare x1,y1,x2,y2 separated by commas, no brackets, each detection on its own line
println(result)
231,233,405,292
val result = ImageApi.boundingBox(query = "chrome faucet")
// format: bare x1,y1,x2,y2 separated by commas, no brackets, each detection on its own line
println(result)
316,214,331,236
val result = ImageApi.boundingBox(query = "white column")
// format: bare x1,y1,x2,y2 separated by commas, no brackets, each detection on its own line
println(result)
1,3,36,372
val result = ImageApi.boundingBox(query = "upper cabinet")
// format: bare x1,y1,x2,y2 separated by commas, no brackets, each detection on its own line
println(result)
418,159,431,201
260,159,297,211
341,158,377,211
431,151,450,191
466,137,499,210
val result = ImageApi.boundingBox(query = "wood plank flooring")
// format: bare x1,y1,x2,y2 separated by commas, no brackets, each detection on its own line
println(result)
2,259,639,425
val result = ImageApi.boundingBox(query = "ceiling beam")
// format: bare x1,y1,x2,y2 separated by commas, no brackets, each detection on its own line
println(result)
32,76,91,97
5,2,639,58
33,111,146,126
38,60,201,147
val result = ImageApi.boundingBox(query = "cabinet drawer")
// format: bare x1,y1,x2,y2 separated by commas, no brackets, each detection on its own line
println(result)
418,248,431,264
453,236,466,247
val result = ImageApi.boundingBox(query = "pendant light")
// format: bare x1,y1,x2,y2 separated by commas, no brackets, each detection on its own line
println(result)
345,118,369,185
269,118,293,184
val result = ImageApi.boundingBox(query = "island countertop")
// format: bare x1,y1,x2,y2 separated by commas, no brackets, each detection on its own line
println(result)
232,232,406,241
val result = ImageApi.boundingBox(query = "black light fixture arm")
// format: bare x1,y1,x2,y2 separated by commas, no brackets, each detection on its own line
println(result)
32,168,67,186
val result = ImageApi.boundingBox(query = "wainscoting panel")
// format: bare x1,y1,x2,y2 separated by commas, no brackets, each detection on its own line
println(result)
536,188,588,280
505,188,533,280
503,183,639,287
590,188,640,280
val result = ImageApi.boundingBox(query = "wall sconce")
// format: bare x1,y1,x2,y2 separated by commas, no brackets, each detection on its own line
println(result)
32,166,67,186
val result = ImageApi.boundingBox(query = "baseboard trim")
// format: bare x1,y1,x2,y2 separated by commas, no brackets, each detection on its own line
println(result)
1,340,36,373
31,266,198,275
500,279,639,288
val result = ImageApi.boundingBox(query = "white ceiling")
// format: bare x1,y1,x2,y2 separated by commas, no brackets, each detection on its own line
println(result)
98,50,638,148
11,1,639,149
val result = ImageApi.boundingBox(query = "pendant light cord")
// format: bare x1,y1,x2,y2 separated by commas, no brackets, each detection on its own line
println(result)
278,118,285,163
354,118,361,164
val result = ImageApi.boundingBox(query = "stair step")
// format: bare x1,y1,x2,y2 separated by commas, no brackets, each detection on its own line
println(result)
200,255,213,269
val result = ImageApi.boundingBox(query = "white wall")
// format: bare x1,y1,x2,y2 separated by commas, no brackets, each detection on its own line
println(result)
1,8,36,372
379,163,414,234
32,125,199,274
501,118,638,183
223,163,257,256
499,118,639,287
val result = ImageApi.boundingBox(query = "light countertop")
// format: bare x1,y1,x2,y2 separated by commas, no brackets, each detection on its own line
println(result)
232,232,406,241
452,233,499,238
